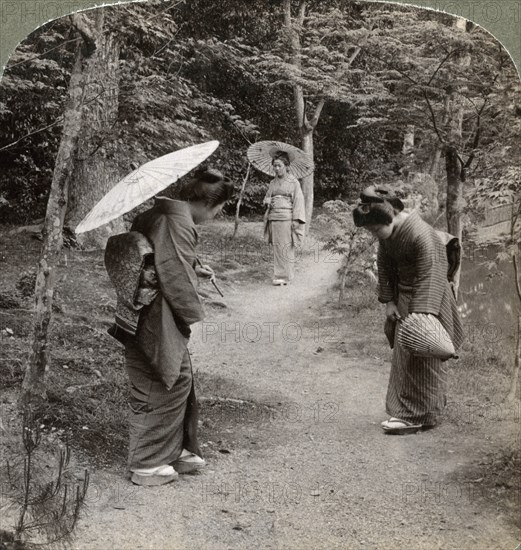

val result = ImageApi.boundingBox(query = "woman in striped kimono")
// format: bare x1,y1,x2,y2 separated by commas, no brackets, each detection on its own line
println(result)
353,186,464,434
106,170,234,485
263,152,306,285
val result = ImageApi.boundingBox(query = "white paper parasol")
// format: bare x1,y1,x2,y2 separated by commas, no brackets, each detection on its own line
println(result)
247,141,314,179
75,141,220,234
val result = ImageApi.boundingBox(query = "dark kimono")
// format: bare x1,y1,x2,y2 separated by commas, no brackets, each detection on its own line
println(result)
108,197,205,471
377,210,464,426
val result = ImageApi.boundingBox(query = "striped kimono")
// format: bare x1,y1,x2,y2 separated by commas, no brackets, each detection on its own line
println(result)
263,175,306,281
377,210,464,426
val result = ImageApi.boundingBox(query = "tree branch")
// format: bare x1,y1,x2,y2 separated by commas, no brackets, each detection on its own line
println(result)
70,13,98,55
0,83,111,153
423,91,445,146
427,49,460,86
146,0,185,22
330,44,362,90
5,37,82,71
0,118,64,152
358,44,418,86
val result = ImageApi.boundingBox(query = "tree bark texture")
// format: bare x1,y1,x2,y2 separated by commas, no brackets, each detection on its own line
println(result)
443,17,471,298
282,0,361,228
22,14,99,405
66,10,123,248
402,125,415,156
506,253,521,402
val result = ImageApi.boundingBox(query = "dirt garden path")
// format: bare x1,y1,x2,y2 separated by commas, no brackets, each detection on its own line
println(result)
75,248,520,550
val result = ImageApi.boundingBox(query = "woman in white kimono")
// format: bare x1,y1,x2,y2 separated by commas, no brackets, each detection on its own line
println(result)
263,152,306,285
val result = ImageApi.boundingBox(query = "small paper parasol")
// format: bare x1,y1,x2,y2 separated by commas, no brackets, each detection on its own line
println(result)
75,141,220,234
247,141,314,179
398,313,456,360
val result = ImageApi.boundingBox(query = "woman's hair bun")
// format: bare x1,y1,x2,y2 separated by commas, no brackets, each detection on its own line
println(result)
178,167,234,206
193,168,231,184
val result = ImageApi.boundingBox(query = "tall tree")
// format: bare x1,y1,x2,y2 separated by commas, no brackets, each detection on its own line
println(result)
358,5,511,239
22,12,101,404
65,10,123,246
251,0,390,225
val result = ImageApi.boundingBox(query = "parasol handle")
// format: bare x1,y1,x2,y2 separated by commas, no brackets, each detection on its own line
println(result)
196,257,224,298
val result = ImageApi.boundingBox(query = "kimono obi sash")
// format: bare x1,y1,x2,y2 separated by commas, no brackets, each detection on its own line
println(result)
104,231,159,338
268,194,293,221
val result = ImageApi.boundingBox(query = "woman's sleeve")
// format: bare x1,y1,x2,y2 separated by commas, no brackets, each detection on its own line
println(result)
263,182,273,205
152,217,205,326
291,178,306,224
377,245,396,304
409,231,447,315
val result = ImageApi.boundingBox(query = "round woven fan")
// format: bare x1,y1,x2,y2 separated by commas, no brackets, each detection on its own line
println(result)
397,313,456,360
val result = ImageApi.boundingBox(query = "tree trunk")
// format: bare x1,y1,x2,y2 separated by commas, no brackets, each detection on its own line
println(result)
505,314,521,402
402,125,414,156
445,143,463,295
505,253,521,402
66,11,123,248
282,0,360,228
445,145,462,240
21,15,99,405
300,129,314,227
444,18,471,298
429,146,442,180
283,0,314,228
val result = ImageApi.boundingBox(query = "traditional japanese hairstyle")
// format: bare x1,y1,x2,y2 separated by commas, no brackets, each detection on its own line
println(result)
179,168,234,207
271,151,291,167
353,185,405,227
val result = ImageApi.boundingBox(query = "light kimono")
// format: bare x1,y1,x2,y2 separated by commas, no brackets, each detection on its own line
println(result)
263,174,306,281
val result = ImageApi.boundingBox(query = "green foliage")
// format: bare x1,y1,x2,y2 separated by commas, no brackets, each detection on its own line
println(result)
319,199,376,300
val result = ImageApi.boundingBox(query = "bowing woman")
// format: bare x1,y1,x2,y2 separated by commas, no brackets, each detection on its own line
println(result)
263,152,306,285
353,186,464,435
105,169,234,485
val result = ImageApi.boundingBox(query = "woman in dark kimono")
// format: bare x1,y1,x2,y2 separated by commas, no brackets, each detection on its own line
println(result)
353,186,464,434
105,170,234,485
263,152,306,286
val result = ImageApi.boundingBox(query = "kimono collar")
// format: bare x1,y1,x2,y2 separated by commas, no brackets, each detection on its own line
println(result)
154,197,197,232
154,196,189,214
389,209,418,241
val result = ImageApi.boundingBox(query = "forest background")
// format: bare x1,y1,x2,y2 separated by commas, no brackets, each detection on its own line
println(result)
0,0,519,230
